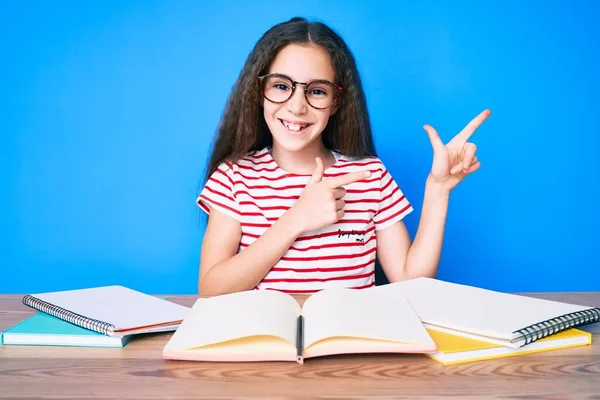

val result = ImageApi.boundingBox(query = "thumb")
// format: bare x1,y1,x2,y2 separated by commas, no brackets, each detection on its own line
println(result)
307,157,324,185
423,124,445,154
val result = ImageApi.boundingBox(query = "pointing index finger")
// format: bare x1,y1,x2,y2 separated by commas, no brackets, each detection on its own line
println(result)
451,109,491,145
323,170,371,188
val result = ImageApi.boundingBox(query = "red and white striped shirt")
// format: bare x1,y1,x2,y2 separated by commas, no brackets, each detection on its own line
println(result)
197,147,413,294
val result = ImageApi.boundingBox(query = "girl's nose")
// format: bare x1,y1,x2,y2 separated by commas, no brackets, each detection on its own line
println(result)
286,87,308,115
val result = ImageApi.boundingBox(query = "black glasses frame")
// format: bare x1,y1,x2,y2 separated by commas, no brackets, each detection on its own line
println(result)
257,73,344,110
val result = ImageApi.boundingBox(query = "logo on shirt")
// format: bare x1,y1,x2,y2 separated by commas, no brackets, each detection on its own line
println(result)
338,229,366,243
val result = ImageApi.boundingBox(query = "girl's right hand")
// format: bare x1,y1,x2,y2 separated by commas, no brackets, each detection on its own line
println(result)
287,157,371,235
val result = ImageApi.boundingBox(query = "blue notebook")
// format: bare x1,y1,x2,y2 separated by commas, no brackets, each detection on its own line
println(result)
1,312,133,348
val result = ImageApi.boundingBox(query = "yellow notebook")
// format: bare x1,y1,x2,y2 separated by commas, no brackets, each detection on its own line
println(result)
425,328,592,365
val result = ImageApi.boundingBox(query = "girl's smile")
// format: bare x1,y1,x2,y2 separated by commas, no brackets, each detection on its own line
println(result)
279,118,313,135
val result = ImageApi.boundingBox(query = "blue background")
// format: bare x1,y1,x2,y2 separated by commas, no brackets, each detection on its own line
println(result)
2,0,598,295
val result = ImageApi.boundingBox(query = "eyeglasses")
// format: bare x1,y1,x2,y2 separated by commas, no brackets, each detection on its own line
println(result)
257,73,343,110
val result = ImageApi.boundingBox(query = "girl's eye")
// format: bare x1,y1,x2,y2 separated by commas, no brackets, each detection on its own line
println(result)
273,83,290,91
309,88,328,97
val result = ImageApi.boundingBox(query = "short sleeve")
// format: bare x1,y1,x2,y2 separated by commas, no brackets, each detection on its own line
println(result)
373,161,413,230
196,162,242,221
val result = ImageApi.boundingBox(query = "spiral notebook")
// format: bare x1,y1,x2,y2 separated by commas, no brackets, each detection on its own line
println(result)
22,285,191,337
385,278,600,348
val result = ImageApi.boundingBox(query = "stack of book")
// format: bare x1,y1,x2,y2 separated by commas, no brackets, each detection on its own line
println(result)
0,285,191,348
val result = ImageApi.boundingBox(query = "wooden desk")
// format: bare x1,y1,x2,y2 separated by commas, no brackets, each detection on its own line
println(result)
1,293,599,399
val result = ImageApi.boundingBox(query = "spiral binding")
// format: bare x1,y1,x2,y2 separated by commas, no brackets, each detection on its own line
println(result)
513,307,600,346
22,294,116,335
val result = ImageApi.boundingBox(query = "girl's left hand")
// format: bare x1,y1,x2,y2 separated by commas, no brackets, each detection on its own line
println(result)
424,109,491,193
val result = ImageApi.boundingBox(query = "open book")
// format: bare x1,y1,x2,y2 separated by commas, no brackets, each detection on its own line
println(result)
162,286,437,363
385,278,600,348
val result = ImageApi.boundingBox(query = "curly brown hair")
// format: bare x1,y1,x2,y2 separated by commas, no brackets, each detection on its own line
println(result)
203,17,377,183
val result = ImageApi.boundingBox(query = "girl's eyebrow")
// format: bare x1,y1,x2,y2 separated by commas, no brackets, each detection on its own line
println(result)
270,72,336,83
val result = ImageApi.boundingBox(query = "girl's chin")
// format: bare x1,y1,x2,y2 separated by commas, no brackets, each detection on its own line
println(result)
271,134,322,154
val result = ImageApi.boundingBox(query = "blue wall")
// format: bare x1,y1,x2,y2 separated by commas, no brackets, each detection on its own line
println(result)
2,1,599,295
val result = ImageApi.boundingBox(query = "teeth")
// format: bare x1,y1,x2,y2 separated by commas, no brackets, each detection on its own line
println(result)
282,121,308,132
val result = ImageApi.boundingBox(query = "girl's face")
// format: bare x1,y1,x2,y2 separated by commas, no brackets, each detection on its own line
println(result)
261,43,339,155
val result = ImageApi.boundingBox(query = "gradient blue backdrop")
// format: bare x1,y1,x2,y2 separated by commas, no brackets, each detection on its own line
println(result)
1,0,598,295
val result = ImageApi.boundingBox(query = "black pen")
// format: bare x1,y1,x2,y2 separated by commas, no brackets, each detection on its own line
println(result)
296,315,304,364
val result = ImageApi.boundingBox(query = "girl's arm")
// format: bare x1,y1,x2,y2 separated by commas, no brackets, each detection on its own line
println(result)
376,176,449,281
377,109,490,282
198,207,303,296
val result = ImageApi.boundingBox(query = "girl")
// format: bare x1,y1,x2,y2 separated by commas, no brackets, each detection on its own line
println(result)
197,17,490,296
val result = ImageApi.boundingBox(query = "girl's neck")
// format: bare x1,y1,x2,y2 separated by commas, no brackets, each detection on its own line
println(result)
270,140,335,175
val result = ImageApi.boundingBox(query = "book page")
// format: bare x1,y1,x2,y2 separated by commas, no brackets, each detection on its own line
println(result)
163,289,301,352
301,286,435,350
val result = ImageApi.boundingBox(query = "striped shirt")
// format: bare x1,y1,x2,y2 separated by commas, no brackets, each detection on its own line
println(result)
197,147,413,294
